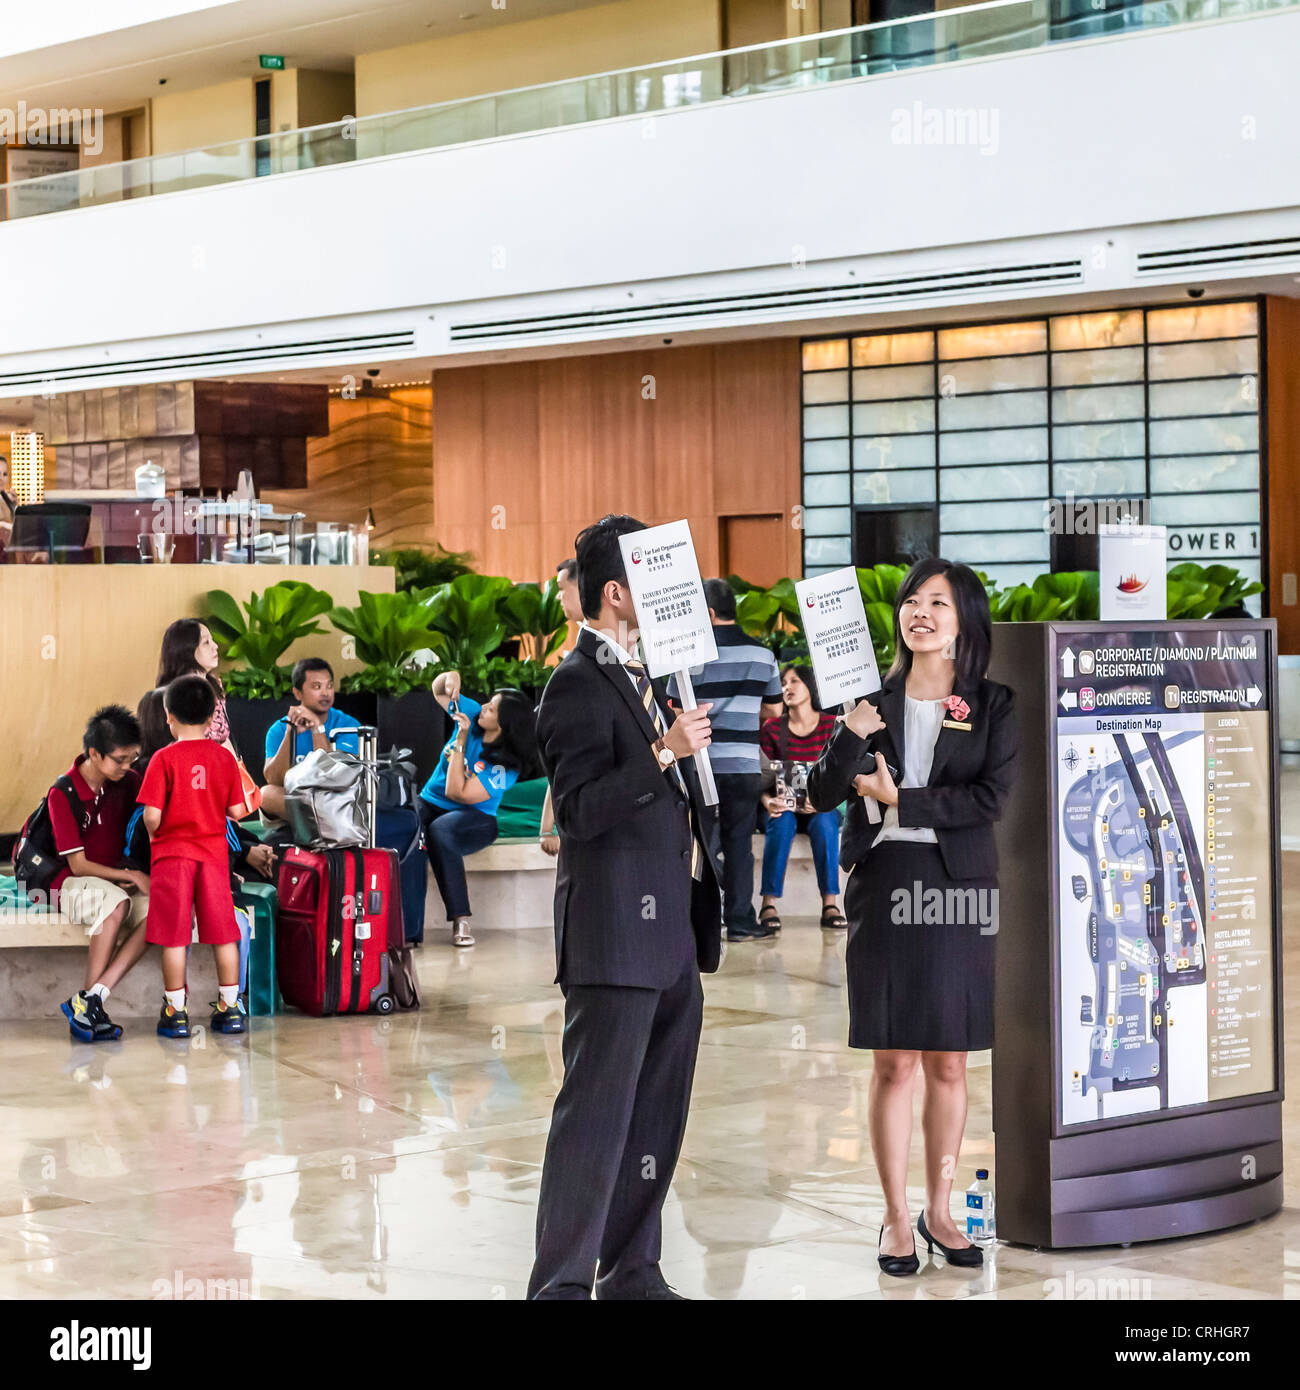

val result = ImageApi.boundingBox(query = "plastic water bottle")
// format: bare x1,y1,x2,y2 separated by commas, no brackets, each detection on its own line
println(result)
965,1170,995,1245
792,763,809,811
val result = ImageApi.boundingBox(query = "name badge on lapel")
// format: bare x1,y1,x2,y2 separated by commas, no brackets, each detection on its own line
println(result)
942,719,972,731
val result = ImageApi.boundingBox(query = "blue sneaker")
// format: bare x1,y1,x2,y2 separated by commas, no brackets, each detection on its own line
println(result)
210,997,247,1035
82,993,123,1042
61,992,94,1042
157,999,190,1039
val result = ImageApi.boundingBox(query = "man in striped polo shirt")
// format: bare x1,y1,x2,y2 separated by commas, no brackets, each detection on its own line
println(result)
669,579,783,942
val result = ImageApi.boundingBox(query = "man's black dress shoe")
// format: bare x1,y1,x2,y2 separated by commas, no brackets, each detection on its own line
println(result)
917,1210,983,1267
595,1278,687,1300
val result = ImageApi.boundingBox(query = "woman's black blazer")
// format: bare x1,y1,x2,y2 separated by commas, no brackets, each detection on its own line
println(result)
806,673,1018,881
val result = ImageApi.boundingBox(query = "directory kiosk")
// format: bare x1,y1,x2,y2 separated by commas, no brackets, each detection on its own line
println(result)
989,620,1283,1247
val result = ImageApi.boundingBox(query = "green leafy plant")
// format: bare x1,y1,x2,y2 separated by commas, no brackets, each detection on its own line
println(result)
988,572,1101,623
857,564,909,669
338,662,428,697
422,574,513,670
497,579,569,663
461,656,556,698
205,581,335,673
370,543,475,592
1168,562,1263,615
329,590,445,669
736,578,802,654
222,664,294,700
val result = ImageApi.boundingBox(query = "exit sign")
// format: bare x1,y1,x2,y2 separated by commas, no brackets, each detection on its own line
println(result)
259,54,285,70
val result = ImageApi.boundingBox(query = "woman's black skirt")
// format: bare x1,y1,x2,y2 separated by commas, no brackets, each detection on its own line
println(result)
844,840,997,1052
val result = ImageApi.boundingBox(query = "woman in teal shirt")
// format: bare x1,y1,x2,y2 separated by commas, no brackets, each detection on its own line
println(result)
420,670,537,947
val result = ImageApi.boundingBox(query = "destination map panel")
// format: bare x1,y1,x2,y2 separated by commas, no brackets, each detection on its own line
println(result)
1054,626,1275,1128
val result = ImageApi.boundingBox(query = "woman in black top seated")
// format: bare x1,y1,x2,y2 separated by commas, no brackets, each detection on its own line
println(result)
808,559,1017,1277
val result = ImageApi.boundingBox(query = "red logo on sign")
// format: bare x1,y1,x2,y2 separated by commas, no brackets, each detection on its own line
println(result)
1079,687,1096,711
631,549,642,564
1117,574,1147,594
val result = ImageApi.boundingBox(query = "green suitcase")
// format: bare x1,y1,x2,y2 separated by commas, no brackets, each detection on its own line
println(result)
235,879,282,1017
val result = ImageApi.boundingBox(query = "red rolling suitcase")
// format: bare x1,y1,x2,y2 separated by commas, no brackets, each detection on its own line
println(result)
275,725,420,1017
276,844,412,1015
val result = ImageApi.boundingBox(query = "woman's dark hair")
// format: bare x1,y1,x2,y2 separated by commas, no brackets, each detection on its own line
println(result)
779,662,822,714
164,674,218,727
136,689,172,766
887,558,991,687
158,618,223,700
481,688,539,778
574,513,645,620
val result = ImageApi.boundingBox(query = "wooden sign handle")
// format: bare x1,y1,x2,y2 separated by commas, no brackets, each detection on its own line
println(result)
842,700,882,825
675,667,719,807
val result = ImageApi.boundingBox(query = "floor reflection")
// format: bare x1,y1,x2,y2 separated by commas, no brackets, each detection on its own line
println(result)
0,888,1296,1299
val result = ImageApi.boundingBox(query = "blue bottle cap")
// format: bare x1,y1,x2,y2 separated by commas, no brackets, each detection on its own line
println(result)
976,1169,989,1180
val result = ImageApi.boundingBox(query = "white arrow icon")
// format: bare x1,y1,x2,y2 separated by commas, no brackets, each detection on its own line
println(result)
1061,648,1076,678
1246,685,1262,706
1060,689,1078,711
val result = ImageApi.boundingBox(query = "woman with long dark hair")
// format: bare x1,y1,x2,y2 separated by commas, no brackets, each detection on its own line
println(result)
758,663,845,931
808,559,1017,1278
421,670,538,947
139,620,233,761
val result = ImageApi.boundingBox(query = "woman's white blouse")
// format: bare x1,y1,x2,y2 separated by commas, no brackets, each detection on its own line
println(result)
873,696,944,846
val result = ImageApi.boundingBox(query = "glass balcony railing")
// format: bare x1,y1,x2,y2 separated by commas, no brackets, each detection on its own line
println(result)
0,0,1292,223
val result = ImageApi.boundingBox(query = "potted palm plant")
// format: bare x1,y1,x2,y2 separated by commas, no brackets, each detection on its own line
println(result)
329,590,450,784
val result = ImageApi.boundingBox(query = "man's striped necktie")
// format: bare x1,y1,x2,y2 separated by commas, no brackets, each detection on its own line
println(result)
625,658,703,881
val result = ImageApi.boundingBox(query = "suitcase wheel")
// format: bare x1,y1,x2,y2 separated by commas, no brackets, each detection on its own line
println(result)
374,994,395,1015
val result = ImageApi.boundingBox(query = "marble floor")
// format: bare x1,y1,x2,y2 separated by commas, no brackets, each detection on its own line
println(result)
1,857,1297,1303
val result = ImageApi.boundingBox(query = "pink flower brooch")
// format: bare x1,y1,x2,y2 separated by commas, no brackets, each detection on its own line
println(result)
942,694,971,723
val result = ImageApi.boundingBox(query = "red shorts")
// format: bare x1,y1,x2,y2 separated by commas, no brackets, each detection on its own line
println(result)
146,857,239,948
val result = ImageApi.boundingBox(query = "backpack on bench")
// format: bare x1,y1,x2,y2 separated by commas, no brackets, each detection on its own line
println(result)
14,777,83,902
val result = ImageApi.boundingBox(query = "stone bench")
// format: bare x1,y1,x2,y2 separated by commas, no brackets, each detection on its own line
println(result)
1,833,832,1017
453,833,829,933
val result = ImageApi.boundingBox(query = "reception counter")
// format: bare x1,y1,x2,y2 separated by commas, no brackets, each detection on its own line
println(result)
0,564,392,833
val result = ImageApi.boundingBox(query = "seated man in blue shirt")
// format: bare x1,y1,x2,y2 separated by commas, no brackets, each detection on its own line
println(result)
259,658,360,822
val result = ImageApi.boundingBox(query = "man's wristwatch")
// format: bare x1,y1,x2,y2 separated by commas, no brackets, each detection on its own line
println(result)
652,737,677,771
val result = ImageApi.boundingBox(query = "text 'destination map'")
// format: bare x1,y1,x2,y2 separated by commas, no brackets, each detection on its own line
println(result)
1054,628,1275,1128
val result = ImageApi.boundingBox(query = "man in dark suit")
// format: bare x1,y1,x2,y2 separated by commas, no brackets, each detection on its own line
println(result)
527,514,723,1301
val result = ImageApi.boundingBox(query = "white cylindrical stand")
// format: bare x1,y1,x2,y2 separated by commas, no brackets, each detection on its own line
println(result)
674,666,719,807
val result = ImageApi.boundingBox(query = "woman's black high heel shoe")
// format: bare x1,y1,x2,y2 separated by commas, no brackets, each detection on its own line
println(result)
917,1210,983,1267
877,1226,920,1277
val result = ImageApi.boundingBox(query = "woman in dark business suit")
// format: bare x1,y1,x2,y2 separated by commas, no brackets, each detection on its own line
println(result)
807,559,1017,1277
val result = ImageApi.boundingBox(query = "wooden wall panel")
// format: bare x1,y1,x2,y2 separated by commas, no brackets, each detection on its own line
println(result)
0,565,392,833
432,337,802,584
262,387,435,548
1266,295,1300,653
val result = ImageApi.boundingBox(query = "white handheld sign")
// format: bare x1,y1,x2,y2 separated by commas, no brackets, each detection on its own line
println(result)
795,567,882,706
796,566,885,824
1099,523,1167,621
618,520,719,806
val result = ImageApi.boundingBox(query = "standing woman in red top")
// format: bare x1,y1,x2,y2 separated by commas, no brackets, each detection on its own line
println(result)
757,664,845,932
807,559,1017,1277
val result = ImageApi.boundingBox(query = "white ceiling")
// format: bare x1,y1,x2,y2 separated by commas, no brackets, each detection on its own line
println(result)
0,0,611,115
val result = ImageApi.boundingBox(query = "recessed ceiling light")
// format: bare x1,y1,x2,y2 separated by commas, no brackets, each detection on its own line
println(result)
459,11,478,20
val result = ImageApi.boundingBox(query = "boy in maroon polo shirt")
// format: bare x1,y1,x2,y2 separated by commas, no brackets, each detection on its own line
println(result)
140,676,251,1038
51,706,151,1043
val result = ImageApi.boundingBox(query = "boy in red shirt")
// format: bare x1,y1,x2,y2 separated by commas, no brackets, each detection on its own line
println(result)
48,706,151,1043
140,675,252,1038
